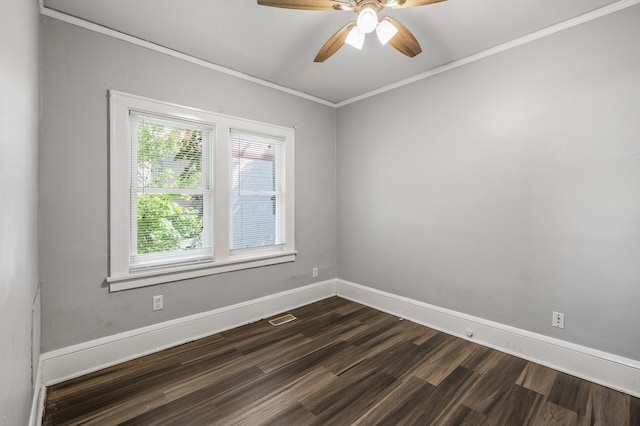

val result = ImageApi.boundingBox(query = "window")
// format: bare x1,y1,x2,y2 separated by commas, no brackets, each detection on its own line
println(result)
108,91,295,291
230,131,284,253
130,113,212,270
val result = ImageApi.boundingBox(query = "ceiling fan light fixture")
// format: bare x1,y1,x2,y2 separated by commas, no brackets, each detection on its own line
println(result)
356,7,378,34
258,0,435,62
376,19,398,45
345,26,365,49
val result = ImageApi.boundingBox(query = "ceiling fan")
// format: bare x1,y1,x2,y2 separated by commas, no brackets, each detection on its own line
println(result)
257,0,446,62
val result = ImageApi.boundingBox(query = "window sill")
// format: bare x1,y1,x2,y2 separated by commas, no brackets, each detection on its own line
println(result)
107,250,297,292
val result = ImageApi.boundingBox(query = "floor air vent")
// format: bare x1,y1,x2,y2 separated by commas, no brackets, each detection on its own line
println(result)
269,313,297,326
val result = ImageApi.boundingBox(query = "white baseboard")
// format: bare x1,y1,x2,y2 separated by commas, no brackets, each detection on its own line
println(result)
39,277,640,402
28,356,44,426
41,280,337,386
336,279,640,398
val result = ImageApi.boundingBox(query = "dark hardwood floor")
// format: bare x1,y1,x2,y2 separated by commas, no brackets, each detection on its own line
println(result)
43,297,640,425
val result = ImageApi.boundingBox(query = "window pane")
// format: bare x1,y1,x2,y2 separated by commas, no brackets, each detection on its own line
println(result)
230,131,282,251
232,194,277,249
234,148,275,192
136,194,204,255
137,119,204,190
130,113,212,268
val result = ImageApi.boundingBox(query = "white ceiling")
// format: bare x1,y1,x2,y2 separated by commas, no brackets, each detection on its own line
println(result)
43,0,623,104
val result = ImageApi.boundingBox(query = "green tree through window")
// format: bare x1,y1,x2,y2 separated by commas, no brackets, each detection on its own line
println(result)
135,120,205,255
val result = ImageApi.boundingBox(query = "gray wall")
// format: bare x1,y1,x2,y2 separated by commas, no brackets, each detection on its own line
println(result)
40,18,336,351
0,0,40,423
40,4,640,364
337,6,640,360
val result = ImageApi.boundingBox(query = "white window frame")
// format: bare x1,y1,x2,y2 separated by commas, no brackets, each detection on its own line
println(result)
108,91,295,291
129,112,214,270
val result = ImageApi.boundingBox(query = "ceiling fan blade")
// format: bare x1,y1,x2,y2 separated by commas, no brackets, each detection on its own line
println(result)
257,0,347,11
390,0,446,8
314,22,356,62
382,16,422,57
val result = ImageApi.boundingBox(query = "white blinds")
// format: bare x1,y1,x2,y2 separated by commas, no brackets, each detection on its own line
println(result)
129,112,212,269
229,130,284,252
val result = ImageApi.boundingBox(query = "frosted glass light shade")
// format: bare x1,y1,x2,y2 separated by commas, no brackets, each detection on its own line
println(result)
376,19,398,45
357,8,378,34
345,26,365,49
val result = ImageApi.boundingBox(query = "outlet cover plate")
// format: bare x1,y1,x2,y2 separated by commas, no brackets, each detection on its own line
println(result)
552,311,565,329
153,295,163,311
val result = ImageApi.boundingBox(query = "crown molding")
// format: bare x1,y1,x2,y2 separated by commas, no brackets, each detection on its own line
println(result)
38,3,337,108
336,0,640,107
39,0,640,108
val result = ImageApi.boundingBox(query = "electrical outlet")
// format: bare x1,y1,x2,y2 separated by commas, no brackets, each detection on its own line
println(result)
153,295,163,311
552,311,564,329
312,267,318,278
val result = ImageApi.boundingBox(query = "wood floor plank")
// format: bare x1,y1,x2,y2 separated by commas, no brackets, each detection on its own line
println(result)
217,332,311,374
483,383,544,425
401,319,440,345
255,403,319,426
583,383,630,426
548,371,592,417
345,313,403,346
340,340,417,378
531,401,579,425
217,367,334,425
117,365,264,425
437,403,487,426
354,318,431,356
412,336,477,385
317,340,376,375
516,361,558,396
207,341,354,419
457,407,488,425
351,376,434,425
335,304,390,325
45,333,221,398
256,329,357,374
303,371,400,424
44,354,179,407
410,365,478,424
460,353,528,415
161,354,267,402
58,390,168,426
44,356,186,424
42,297,638,425
460,343,508,375
630,395,640,425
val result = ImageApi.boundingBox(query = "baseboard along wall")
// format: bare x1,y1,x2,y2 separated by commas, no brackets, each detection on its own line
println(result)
34,277,640,423
336,279,640,399
28,356,44,426
40,279,337,386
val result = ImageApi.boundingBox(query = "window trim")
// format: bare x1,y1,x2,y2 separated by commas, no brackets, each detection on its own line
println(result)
108,90,295,291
